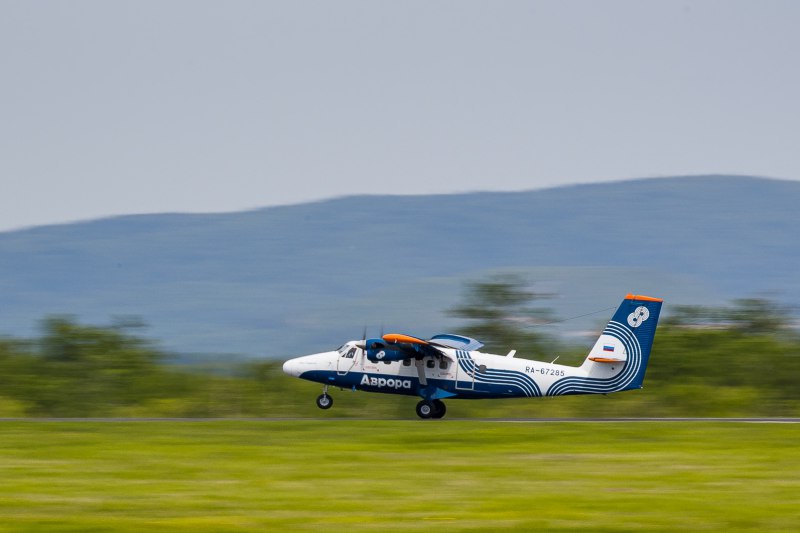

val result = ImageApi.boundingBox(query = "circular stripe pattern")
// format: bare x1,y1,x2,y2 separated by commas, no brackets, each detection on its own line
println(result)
547,321,642,396
456,350,542,397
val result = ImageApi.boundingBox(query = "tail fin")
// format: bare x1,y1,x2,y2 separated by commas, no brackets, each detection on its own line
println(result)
583,294,662,391
549,294,662,396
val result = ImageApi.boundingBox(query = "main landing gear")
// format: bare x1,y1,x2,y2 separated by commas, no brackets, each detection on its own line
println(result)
316,385,333,409
313,385,446,419
416,399,446,419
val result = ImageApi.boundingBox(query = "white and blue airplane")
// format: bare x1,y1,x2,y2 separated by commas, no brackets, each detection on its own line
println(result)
283,294,662,418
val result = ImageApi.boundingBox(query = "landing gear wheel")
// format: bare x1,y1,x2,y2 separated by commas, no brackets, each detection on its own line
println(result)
316,394,333,409
416,400,435,419
431,399,446,419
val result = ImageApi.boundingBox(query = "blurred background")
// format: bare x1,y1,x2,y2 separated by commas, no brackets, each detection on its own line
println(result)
1,2,799,417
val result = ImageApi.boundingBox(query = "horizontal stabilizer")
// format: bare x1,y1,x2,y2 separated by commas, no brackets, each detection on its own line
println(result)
588,356,625,363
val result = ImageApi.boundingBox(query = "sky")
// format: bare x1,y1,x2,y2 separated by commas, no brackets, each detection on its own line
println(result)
1,1,799,232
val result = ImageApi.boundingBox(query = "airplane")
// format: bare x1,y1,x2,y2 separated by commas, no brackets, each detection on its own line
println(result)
282,294,662,418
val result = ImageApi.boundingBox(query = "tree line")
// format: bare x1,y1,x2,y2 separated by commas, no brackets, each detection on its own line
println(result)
1,277,798,418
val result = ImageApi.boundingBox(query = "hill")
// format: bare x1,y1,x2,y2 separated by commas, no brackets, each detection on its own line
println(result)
1,175,798,357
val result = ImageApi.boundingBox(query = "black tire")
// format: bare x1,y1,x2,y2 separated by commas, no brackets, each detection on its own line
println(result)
316,394,333,409
415,400,434,419
431,399,446,419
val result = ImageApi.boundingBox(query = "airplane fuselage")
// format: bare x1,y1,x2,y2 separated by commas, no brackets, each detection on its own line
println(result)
282,294,663,418
284,344,626,400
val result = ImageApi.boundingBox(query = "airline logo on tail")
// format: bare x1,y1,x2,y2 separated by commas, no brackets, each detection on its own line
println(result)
627,306,650,328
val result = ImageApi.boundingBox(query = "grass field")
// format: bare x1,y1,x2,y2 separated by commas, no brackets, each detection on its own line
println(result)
0,421,798,531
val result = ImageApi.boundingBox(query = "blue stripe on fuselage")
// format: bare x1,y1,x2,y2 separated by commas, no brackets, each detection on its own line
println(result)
296,369,534,400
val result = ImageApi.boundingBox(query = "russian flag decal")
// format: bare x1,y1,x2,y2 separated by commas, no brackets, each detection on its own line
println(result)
603,345,615,352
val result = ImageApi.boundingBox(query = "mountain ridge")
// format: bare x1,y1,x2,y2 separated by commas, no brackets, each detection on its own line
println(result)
1,175,797,357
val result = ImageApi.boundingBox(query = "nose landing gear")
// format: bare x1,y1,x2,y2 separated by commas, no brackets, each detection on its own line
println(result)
316,385,333,409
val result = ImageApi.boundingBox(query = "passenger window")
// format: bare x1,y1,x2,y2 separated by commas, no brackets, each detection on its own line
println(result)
439,360,448,370
383,360,391,365
478,364,487,373
402,359,411,367
426,359,435,369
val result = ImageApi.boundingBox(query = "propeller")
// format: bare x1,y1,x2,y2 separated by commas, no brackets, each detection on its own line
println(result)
355,325,367,350
357,325,389,351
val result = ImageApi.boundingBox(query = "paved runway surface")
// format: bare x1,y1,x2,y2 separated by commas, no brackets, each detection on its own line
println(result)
2,417,799,423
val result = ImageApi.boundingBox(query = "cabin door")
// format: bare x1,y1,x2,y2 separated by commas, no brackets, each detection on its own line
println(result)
455,350,475,390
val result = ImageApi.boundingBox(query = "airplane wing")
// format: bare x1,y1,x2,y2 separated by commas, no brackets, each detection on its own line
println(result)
357,332,484,390
382,333,431,345
367,333,470,389
363,333,484,361
366,333,453,362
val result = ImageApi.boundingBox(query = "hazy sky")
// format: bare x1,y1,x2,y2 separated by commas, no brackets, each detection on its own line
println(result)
2,1,798,232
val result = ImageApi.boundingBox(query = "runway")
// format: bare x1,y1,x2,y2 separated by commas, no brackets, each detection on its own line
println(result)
1,417,799,423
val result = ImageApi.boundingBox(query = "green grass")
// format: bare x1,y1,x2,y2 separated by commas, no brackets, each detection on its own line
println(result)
0,421,798,531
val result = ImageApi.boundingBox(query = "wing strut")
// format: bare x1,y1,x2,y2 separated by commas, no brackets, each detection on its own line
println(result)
415,359,427,386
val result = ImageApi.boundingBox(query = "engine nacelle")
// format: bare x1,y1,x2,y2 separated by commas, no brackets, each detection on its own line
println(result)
364,339,409,363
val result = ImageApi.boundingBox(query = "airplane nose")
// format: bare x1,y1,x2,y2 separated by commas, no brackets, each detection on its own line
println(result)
282,358,300,377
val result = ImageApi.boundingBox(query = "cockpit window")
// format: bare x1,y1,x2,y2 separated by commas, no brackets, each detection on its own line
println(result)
337,343,360,357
